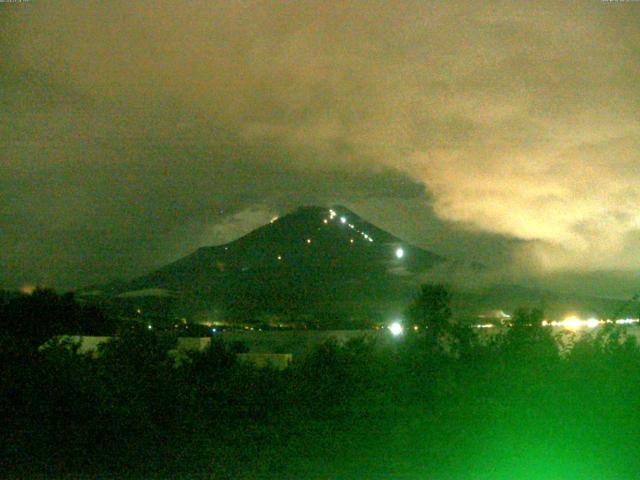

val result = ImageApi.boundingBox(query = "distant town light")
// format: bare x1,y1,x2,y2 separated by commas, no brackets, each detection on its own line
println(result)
306,238,312,244
562,315,582,330
395,247,404,259
388,321,403,336
323,219,328,224
20,284,36,295
586,318,600,329
547,315,612,329
277,255,282,260
340,216,347,224
616,318,640,325
270,216,279,224
147,324,152,330
350,238,354,244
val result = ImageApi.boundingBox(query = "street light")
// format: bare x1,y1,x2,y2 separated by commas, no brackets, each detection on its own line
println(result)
388,321,403,336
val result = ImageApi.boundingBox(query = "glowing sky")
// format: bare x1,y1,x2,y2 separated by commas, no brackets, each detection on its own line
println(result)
1,1,639,292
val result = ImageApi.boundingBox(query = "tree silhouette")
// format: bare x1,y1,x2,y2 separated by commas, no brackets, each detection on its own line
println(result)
0,288,118,354
0,288,81,351
511,307,544,327
503,307,558,362
407,283,452,334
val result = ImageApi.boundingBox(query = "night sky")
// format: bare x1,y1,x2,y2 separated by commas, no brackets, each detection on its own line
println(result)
2,1,639,294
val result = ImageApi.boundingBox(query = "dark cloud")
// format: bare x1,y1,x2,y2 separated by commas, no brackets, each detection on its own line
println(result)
1,1,639,292
1,69,432,288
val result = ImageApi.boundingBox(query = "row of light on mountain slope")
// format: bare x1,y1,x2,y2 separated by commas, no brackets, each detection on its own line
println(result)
327,209,374,244
273,209,403,262
330,209,405,259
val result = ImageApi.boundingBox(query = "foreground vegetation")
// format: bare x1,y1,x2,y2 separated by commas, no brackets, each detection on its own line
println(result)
3,289,640,479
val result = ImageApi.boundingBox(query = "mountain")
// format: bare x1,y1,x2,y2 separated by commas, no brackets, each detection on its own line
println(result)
81,206,640,325
101,205,445,324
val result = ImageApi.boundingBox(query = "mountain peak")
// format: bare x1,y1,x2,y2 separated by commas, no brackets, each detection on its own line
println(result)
113,205,446,322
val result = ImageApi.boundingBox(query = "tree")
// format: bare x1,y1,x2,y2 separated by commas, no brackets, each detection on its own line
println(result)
511,307,544,328
0,288,82,352
407,283,452,334
404,283,457,357
503,307,558,362
0,288,121,355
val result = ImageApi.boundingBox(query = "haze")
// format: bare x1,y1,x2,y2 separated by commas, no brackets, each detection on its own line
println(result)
2,1,639,294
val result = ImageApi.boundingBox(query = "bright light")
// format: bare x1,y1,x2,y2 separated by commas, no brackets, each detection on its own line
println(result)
395,247,404,259
277,255,282,260
616,318,639,325
552,315,606,330
306,238,312,244
270,216,279,224
147,324,152,330
586,318,600,329
323,219,328,224
547,315,600,330
562,315,582,330
340,216,347,224
388,321,403,336
19,284,36,294
350,238,354,244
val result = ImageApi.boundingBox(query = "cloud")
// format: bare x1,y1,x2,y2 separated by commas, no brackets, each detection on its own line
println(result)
1,0,639,290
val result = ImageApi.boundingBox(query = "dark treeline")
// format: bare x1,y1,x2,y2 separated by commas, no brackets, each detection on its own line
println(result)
3,288,640,478
0,288,117,351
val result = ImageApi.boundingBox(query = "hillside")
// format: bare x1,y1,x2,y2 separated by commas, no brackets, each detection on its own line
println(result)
101,206,445,324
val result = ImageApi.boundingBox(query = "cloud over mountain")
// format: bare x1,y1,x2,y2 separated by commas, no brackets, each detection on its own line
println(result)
2,1,639,290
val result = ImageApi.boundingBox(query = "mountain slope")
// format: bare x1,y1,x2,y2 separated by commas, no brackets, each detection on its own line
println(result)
113,205,445,321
